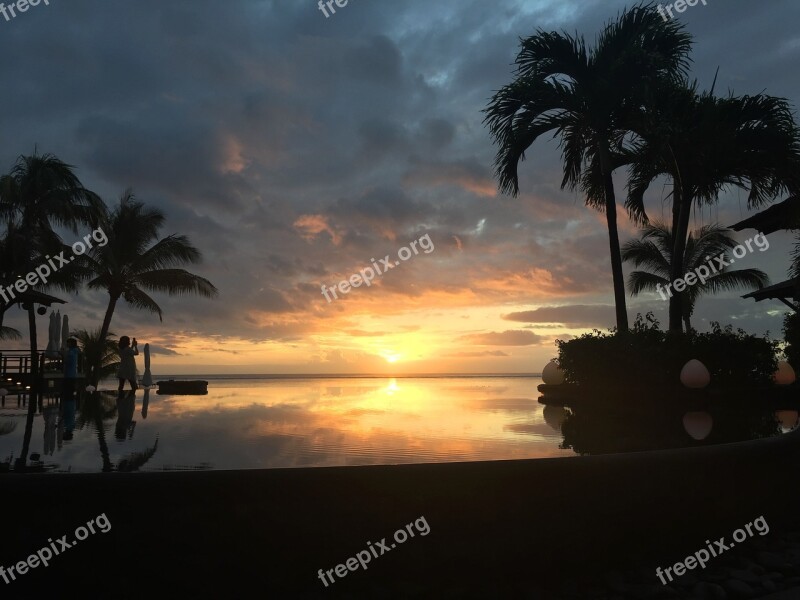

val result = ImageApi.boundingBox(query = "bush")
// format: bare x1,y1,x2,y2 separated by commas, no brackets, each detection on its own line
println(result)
690,323,778,387
555,313,670,388
555,314,778,389
784,312,800,372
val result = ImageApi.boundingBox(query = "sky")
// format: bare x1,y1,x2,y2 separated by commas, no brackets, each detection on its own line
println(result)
1,0,799,375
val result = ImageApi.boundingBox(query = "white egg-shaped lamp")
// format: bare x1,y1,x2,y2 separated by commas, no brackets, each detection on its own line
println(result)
774,361,796,386
775,410,799,433
85,385,96,392
542,361,565,385
543,405,568,432
683,411,713,440
680,359,710,389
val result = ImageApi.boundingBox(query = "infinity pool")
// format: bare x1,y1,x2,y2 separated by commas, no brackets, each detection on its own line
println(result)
0,376,793,472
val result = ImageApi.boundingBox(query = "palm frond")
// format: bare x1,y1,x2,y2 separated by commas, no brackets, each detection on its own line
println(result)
627,270,669,296
133,269,218,299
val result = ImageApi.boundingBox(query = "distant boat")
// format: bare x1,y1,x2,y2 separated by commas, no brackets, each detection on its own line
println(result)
156,380,208,395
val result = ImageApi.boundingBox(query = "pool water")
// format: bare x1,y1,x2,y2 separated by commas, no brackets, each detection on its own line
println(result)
0,376,793,473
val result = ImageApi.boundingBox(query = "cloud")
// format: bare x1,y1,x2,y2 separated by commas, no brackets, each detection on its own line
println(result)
293,214,343,246
502,305,615,328
443,350,510,357
404,158,497,198
458,330,544,346
147,344,181,356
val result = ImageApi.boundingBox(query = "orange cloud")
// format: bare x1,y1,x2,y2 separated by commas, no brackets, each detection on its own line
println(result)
293,214,342,245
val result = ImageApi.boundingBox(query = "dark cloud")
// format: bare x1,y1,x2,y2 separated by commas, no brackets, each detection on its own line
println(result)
148,345,181,357
458,330,544,346
503,305,615,328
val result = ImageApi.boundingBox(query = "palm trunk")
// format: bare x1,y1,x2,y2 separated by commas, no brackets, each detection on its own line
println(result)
93,294,120,387
669,185,691,334
600,148,629,333
99,293,119,344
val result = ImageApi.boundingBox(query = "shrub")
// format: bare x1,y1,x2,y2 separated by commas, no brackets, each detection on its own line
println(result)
555,313,670,388
690,323,778,387
784,312,800,372
555,314,778,389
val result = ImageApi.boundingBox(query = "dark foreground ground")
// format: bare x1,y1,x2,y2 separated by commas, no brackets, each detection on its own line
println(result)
2,427,800,599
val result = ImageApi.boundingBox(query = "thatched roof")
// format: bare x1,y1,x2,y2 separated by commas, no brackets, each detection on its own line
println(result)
730,195,800,234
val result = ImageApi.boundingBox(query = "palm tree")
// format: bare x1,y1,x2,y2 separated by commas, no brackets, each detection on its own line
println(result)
622,223,769,332
0,152,105,303
77,190,218,346
0,152,103,409
0,223,23,340
0,152,104,232
483,3,693,332
73,328,121,386
791,234,800,279
626,83,800,333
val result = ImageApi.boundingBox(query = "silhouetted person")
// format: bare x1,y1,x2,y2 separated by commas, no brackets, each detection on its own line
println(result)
117,336,139,391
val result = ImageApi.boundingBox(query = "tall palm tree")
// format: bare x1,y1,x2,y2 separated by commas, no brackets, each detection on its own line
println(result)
484,3,693,333
0,153,103,411
0,152,104,232
0,153,103,326
791,233,800,279
77,190,218,346
626,83,800,333
622,223,769,332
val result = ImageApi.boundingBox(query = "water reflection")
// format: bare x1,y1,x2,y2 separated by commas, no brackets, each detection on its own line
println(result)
115,390,137,440
557,401,788,456
683,411,713,441
0,377,794,472
60,398,76,442
775,410,799,433
0,377,575,472
142,387,150,419
543,405,568,433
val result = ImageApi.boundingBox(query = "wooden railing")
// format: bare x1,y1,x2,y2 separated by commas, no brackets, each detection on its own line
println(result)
0,350,86,407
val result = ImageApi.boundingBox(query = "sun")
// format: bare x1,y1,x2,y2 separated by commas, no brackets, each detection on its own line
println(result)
382,353,401,363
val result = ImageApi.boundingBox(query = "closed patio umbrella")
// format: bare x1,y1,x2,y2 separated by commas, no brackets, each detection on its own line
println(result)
45,311,57,357
61,314,69,351
52,310,61,355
